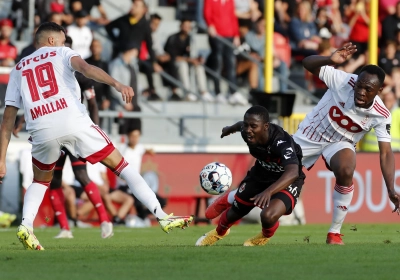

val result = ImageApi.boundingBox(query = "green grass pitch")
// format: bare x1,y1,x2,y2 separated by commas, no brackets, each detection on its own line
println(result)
1,224,400,280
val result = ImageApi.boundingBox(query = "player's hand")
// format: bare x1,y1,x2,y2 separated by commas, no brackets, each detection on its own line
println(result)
330,42,357,64
13,122,23,138
0,161,6,184
389,192,400,214
250,189,272,209
115,83,134,104
221,126,236,138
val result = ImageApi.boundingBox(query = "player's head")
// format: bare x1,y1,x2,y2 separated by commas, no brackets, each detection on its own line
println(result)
243,105,270,145
127,129,141,147
354,65,385,108
35,22,66,48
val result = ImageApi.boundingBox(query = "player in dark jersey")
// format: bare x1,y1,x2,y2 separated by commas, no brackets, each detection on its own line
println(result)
13,36,113,239
196,105,305,246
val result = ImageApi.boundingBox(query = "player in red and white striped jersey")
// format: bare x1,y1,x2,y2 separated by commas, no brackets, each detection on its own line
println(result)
293,42,400,245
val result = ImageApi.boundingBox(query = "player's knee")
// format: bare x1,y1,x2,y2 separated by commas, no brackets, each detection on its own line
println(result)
74,169,91,186
260,210,280,227
334,165,354,181
126,195,134,205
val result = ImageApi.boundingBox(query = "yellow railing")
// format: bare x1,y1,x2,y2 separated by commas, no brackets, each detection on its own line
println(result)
279,113,307,135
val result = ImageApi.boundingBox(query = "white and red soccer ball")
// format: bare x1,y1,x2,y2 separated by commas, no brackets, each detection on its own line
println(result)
199,162,232,195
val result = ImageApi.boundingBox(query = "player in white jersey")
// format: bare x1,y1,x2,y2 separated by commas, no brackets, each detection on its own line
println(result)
0,22,193,251
293,42,400,245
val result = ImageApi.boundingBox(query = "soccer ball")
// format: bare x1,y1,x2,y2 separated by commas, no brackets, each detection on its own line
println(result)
199,162,232,195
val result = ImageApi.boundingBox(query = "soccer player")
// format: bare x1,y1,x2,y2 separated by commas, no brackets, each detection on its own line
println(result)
206,43,400,245
0,22,193,250
13,36,113,239
196,105,305,246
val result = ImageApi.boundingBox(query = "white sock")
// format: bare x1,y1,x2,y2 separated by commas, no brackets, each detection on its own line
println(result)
227,189,237,204
328,183,354,234
119,162,167,219
22,182,48,230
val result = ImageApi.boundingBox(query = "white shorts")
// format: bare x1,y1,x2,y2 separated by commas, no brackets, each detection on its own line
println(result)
293,130,355,170
30,124,115,171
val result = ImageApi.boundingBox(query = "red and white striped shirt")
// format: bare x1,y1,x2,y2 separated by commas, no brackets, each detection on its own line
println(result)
298,66,391,144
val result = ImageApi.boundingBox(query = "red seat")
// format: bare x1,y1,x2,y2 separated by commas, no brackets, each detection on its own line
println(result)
273,32,292,68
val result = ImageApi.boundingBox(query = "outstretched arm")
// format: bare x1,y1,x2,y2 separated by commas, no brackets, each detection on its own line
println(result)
378,141,400,214
71,56,134,104
221,121,243,138
302,42,357,77
0,106,19,183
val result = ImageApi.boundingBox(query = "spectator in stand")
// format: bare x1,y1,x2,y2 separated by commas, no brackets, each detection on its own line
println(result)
18,27,39,62
235,20,259,92
204,0,248,105
10,0,30,40
105,0,159,75
245,18,289,92
348,0,380,58
379,0,399,21
40,0,73,26
234,0,262,23
378,40,400,98
109,41,141,135
0,19,17,107
138,13,163,101
315,7,333,33
164,19,214,102
70,0,109,25
381,2,400,46
288,0,321,57
328,0,349,48
86,39,111,111
67,10,93,59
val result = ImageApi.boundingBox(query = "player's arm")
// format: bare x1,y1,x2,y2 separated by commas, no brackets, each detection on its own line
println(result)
13,114,26,138
378,141,400,213
87,97,100,125
302,42,357,76
0,106,19,183
70,56,133,104
221,121,243,138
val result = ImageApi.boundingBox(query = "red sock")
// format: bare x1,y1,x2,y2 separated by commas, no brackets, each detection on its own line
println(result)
262,221,280,238
216,209,237,236
83,181,110,222
49,188,70,230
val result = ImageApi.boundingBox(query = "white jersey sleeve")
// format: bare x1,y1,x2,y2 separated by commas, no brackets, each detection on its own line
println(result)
60,47,80,71
373,116,392,142
319,66,352,93
4,70,22,108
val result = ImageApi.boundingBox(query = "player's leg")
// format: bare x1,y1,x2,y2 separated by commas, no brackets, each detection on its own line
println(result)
72,161,113,238
17,140,62,250
196,181,258,246
324,145,356,245
49,150,72,238
101,149,193,232
205,188,237,219
243,182,302,246
68,124,193,233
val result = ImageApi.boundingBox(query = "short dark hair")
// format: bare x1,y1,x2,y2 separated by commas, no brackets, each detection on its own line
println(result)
180,18,191,24
35,22,66,44
245,105,270,123
359,64,386,87
65,35,73,47
150,13,162,21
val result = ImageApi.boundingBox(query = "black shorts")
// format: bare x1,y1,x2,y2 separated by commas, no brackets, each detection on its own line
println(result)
54,147,86,171
232,176,303,216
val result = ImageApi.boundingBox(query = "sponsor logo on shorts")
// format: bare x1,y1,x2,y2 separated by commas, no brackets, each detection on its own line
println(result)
386,124,391,135
337,205,348,211
239,183,246,193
